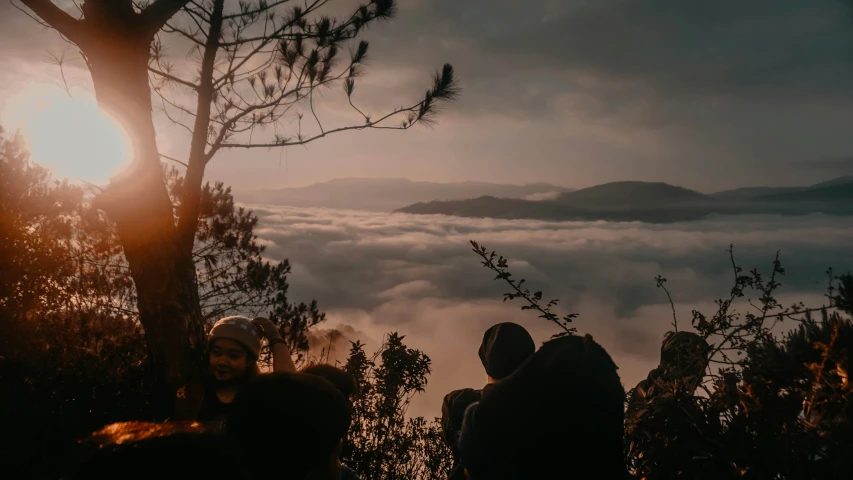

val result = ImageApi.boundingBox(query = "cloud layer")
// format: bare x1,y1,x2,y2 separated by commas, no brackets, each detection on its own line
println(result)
249,205,853,417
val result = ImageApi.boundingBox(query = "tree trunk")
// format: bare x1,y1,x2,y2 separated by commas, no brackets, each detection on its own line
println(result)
80,27,206,413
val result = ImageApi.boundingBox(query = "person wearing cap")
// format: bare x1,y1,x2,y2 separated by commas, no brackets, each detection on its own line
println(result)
458,334,626,479
173,316,296,431
440,322,535,480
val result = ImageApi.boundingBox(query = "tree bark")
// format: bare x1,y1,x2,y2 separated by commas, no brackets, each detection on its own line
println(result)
20,0,205,414
85,28,206,405
176,0,224,256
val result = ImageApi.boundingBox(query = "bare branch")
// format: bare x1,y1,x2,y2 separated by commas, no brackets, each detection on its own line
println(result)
139,0,192,39
148,65,199,90
222,0,292,20
43,50,73,97
159,152,189,167
18,0,86,45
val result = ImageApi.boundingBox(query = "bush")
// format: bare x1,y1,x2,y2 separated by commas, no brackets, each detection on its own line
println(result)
343,333,452,480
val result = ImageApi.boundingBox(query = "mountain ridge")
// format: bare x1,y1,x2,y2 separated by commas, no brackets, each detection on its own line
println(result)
240,177,573,212
395,176,853,223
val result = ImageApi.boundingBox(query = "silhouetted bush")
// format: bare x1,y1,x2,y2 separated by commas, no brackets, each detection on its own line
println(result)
343,333,452,480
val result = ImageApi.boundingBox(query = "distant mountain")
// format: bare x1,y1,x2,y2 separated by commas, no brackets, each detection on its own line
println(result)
397,181,727,223
555,181,713,208
396,178,853,223
710,176,853,202
754,177,853,203
710,186,807,202
811,175,853,188
240,178,572,212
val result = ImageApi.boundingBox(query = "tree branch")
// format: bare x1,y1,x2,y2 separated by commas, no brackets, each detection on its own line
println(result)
176,0,224,255
139,0,192,39
19,0,85,45
148,65,199,90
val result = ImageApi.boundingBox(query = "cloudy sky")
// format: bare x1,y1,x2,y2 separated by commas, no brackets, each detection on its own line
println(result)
2,0,853,192
2,1,853,419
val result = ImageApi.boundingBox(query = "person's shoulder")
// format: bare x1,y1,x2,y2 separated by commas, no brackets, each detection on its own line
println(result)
442,388,483,420
340,464,361,480
443,388,481,407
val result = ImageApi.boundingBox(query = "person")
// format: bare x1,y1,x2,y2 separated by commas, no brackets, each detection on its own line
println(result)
624,330,712,479
440,322,535,480
64,421,252,480
625,330,710,424
301,363,361,480
302,363,358,402
173,315,296,431
458,334,626,479
226,372,351,480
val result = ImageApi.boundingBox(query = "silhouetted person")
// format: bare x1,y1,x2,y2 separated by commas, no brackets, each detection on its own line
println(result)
301,363,361,480
64,421,252,480
302,363,358,402
626,330,711,425
459,334,626,479
227,372,351,480
624,331,712,479
441,322,535,480
173,315,295,431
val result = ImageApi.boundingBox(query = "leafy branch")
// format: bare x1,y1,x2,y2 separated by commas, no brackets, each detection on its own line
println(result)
470,240,578,338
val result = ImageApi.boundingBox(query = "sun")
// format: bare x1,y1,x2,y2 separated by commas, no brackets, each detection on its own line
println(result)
2,85,132,185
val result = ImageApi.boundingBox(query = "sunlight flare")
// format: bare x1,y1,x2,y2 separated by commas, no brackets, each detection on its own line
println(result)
3,85,132,184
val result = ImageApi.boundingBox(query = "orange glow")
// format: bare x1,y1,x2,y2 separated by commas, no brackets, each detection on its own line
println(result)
2,85,132,185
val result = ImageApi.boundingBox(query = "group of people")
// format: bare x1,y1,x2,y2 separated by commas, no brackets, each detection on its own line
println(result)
62,314,710,479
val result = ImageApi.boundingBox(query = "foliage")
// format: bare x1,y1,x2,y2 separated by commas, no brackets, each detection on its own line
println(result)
0,131,322,477
164,165,327,362
342,333,452,480
0,311,153,480
147,0,460,153
0,128,81,322
470,240,578,337
471,238,853,479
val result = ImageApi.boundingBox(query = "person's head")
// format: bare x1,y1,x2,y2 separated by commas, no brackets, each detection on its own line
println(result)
227,372,351,480
301,363,358,402
65,421,251,480
660,331,710,378
478,322,535,382
207,316,262,384
460,334,626,480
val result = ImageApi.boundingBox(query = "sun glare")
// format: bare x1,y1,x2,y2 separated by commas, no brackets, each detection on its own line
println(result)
3,85,132,185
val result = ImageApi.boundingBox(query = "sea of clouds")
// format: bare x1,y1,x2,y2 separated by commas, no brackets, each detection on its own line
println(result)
246,206,853,418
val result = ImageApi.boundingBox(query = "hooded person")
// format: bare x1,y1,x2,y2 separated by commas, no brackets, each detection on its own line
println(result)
440,322,535,480
173,315,297,431
458,334,626,480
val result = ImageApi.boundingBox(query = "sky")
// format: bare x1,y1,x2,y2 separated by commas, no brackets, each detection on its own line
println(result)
2,0,853,192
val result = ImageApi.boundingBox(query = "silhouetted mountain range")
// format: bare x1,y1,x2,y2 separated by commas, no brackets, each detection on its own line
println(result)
241,178,572,211
395,177,853,223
